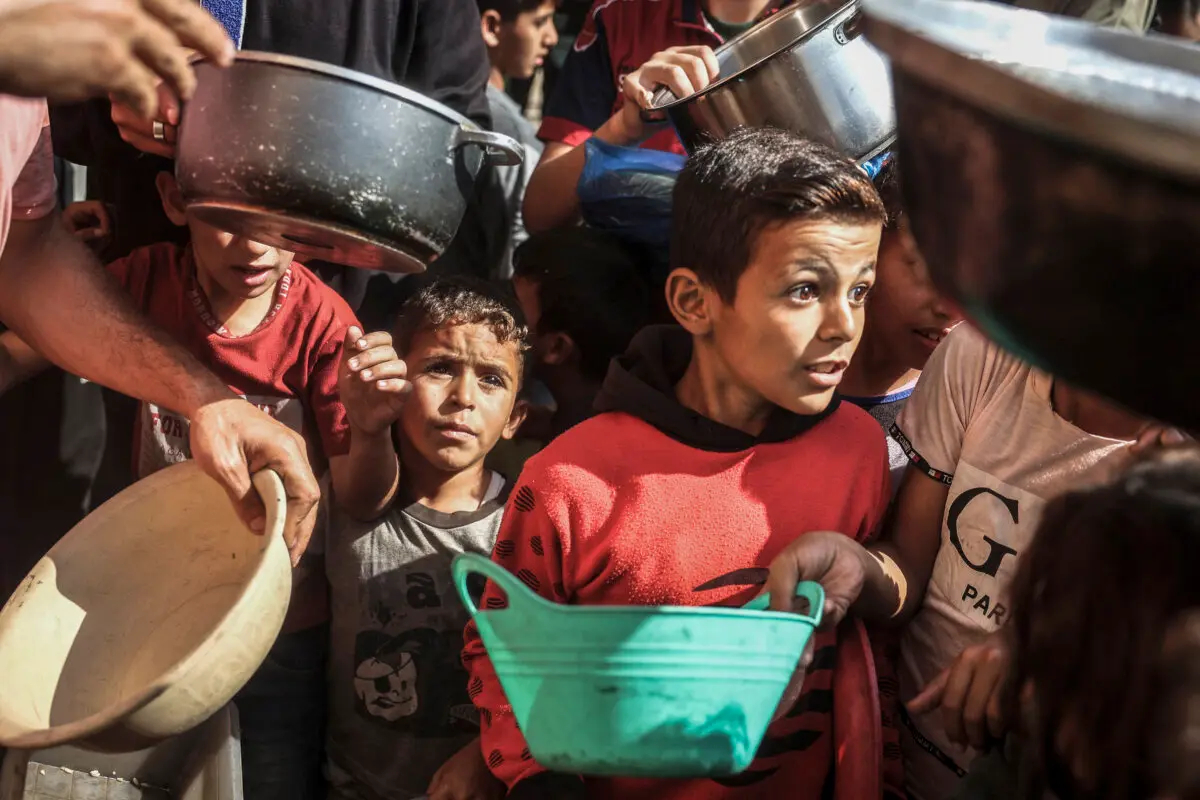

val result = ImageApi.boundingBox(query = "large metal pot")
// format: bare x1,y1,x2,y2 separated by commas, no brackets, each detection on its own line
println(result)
862,0,1200,430
648,0,896,161
176,52,524,273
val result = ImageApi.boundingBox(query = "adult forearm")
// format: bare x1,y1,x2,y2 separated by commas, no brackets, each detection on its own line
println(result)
0,216,231,416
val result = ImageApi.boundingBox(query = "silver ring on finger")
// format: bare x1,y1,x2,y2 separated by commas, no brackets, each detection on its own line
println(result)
152,120,167,143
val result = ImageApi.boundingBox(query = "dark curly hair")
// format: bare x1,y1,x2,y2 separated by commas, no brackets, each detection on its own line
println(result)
671,126,885,303
392,276,530,382
872,157,905,231
1006,445,1200,800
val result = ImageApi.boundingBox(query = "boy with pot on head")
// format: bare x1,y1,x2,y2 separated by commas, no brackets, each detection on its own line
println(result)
464,127,904,800
0,169,385,800
325,278,529,800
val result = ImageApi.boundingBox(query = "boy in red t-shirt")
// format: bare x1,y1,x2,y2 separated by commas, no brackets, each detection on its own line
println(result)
464,127,904,800
0,170,387,800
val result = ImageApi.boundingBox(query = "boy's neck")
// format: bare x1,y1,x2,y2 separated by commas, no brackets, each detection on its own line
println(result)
841,334,921,398
399,436,493,514
488,65,506,91
546,371,603,437
193,261,275,337
702,0,774,23
675,341,773,437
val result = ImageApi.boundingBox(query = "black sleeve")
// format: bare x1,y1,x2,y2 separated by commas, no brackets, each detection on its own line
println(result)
507,772,587,800
404,0,493,128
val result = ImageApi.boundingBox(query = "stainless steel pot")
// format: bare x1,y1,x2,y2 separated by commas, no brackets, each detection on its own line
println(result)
649,0,896,161
863,0,1200,430
176,52,524,274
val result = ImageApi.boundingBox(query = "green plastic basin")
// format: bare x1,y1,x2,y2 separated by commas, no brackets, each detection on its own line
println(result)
453,553,824,778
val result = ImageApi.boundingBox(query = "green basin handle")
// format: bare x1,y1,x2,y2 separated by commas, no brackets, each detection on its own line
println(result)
741,581,825,626
452,552,542,618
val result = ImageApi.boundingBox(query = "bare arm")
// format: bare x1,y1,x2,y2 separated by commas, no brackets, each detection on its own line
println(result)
0,329,50,394
765,466,949,627
0,216,231,414
330,327,408,521
0,216,320,558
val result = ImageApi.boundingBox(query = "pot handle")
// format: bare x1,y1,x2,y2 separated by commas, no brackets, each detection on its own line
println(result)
453,127,525,168
834,8,866,45
452,552,544,618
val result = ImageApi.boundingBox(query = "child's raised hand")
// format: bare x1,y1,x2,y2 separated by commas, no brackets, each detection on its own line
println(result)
618,45,719,142
907,631,1012,750
339,326,411,436
427,738,504,800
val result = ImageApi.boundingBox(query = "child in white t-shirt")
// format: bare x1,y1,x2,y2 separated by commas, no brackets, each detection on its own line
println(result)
763,323,1169,800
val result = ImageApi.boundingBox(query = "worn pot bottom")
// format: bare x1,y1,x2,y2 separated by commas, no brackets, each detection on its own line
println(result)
188,201,433,274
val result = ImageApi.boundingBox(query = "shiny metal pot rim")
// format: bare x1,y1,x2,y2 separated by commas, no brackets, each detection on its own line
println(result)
649,0,859,110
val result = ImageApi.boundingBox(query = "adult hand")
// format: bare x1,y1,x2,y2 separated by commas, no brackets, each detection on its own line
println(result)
615,45,719,144
427,739,504,800
111,84,180,158
765,530,869,627
189,398,320,566
0,0,233,118
339,326,412,436
907,632,1011,750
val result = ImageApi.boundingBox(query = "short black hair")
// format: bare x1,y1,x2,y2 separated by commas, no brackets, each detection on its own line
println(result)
475,0,553,21
392,276,530,383
872,157,905,231
514,227,650,383
671,126,886,302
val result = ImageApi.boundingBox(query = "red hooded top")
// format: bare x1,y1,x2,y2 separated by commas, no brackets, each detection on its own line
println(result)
463,326,904,800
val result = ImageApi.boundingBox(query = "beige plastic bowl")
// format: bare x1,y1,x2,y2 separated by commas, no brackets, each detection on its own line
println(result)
0,461,292,752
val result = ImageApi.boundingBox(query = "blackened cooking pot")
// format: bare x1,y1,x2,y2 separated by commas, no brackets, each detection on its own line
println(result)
648,0,896,162
862,0,1200,430
176,52,524,273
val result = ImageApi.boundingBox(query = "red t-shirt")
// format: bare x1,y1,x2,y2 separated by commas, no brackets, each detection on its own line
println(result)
463,405,903,800
105,242,358,478
539,0,789,155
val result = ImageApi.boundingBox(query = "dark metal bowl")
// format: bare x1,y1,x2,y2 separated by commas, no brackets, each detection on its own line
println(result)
863,0,1200,429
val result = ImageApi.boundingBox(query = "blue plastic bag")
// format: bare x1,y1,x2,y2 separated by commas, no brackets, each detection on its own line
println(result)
577,138,685,283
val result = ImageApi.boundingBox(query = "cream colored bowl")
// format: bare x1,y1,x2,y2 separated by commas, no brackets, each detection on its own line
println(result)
0,461,292,752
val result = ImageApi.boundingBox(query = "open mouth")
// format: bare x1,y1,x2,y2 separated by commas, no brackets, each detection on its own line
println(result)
915,327,951,346
804,360,849,387
436,423,478,440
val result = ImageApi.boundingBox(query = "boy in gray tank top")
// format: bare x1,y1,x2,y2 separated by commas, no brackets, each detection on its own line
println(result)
326,278,530,800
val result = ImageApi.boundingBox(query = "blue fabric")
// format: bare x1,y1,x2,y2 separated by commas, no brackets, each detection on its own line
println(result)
200,0,246,47
862,150,894,180
577,138,685,284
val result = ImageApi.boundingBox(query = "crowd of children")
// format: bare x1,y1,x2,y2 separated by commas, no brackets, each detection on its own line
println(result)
3,0,1199,799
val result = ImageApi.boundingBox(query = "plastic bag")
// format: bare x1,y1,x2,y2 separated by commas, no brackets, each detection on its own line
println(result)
577,138,685,284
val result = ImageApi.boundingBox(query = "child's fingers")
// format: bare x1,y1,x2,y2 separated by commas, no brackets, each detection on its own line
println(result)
939,658,979,747
349,345,400,374
343,326,365,353
375,378,413,395
962,652,1005,748
365,361,408,382
907,667,949,714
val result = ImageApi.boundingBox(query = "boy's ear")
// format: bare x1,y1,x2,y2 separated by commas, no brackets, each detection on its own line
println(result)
155,171,188,227
665,267,714,336
503,398,529,440
480,9,504,49
540,331,575,367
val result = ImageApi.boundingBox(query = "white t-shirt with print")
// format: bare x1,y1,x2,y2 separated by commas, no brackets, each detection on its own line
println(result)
893,325,1135,800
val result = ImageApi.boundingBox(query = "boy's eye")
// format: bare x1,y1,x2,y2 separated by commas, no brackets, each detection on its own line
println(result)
850,284,872,304
789,283,819,302
426,362,454,376
481,374,506,389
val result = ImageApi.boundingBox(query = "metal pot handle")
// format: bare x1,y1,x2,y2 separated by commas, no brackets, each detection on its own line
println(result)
453,127,525,167
834,8,866,44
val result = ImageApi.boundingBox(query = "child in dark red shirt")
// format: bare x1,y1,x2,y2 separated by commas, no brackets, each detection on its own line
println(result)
464,127,904,800
0,170,383,800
